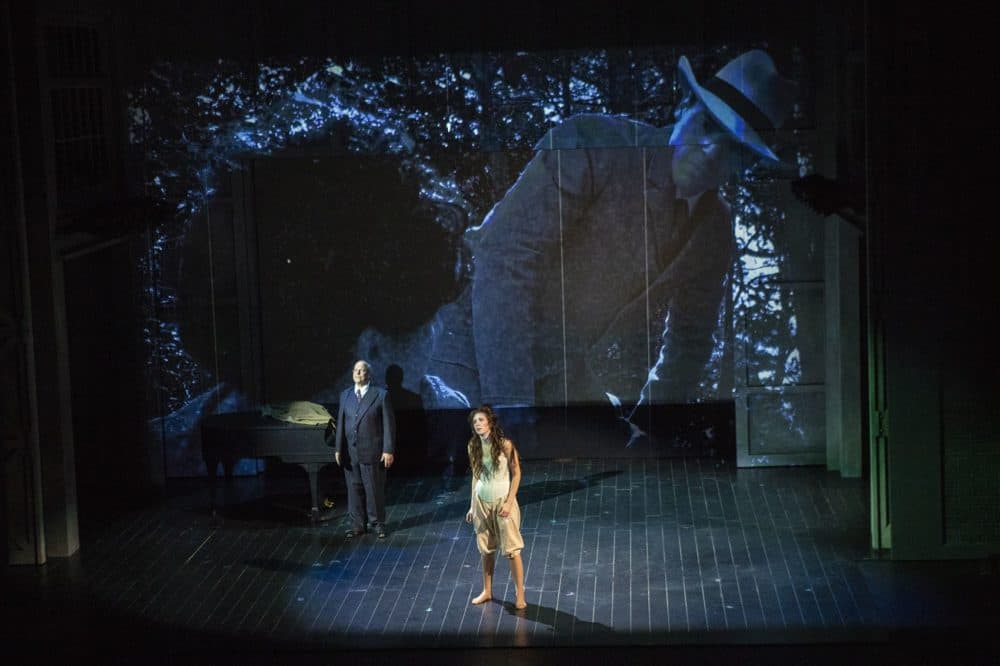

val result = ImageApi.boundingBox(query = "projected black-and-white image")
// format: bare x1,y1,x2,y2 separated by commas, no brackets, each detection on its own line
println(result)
130,43,815,476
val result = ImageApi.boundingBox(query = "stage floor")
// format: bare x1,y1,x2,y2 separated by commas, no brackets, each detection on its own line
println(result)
5,458,998,664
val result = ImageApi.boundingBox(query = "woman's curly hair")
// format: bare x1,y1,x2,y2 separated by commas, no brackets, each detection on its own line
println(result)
467,405,516,479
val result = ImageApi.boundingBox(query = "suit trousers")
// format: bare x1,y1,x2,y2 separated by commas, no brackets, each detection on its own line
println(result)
344,457,387,529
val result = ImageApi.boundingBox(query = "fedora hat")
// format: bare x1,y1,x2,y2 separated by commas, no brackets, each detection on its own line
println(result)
677,49,797,162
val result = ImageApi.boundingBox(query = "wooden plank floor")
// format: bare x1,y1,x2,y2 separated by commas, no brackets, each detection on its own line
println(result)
62,458,878,649
8,457,1000,663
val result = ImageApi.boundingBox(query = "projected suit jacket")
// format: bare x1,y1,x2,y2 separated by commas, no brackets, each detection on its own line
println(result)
334,386,396,464
468,113,734,407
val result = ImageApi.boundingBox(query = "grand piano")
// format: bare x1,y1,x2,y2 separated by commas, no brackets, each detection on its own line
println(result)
200,409,337,523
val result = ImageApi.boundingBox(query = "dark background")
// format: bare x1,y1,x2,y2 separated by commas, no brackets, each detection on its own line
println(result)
6,0,998,556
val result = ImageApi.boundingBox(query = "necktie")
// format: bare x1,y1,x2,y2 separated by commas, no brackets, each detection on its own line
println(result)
356,390,362,402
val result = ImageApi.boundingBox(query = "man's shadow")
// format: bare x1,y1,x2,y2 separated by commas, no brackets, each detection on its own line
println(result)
385,363,428,477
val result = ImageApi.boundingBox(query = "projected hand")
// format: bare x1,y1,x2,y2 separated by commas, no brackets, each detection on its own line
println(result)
381,452,394,468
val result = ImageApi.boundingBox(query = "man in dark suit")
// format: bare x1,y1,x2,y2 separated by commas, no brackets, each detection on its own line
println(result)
334,360,396,538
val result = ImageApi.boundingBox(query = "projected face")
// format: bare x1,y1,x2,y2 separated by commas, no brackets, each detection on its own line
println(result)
471,411,492,438
353,361,371,387
669,100,743,199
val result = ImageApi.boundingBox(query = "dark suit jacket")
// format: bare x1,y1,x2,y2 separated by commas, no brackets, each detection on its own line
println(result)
334,385,396,464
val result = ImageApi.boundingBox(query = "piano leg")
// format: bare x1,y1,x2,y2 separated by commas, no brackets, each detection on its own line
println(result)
304,462,321,524
204,454,221,524
204,454,234,526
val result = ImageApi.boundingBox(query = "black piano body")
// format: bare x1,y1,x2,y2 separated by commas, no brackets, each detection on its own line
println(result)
200,410,335,523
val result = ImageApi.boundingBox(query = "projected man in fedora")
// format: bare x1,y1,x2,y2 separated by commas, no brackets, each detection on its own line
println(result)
419,49,797,425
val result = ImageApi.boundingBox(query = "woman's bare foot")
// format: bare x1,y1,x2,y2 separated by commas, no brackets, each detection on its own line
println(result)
514,592,527,610
471,591,492,605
